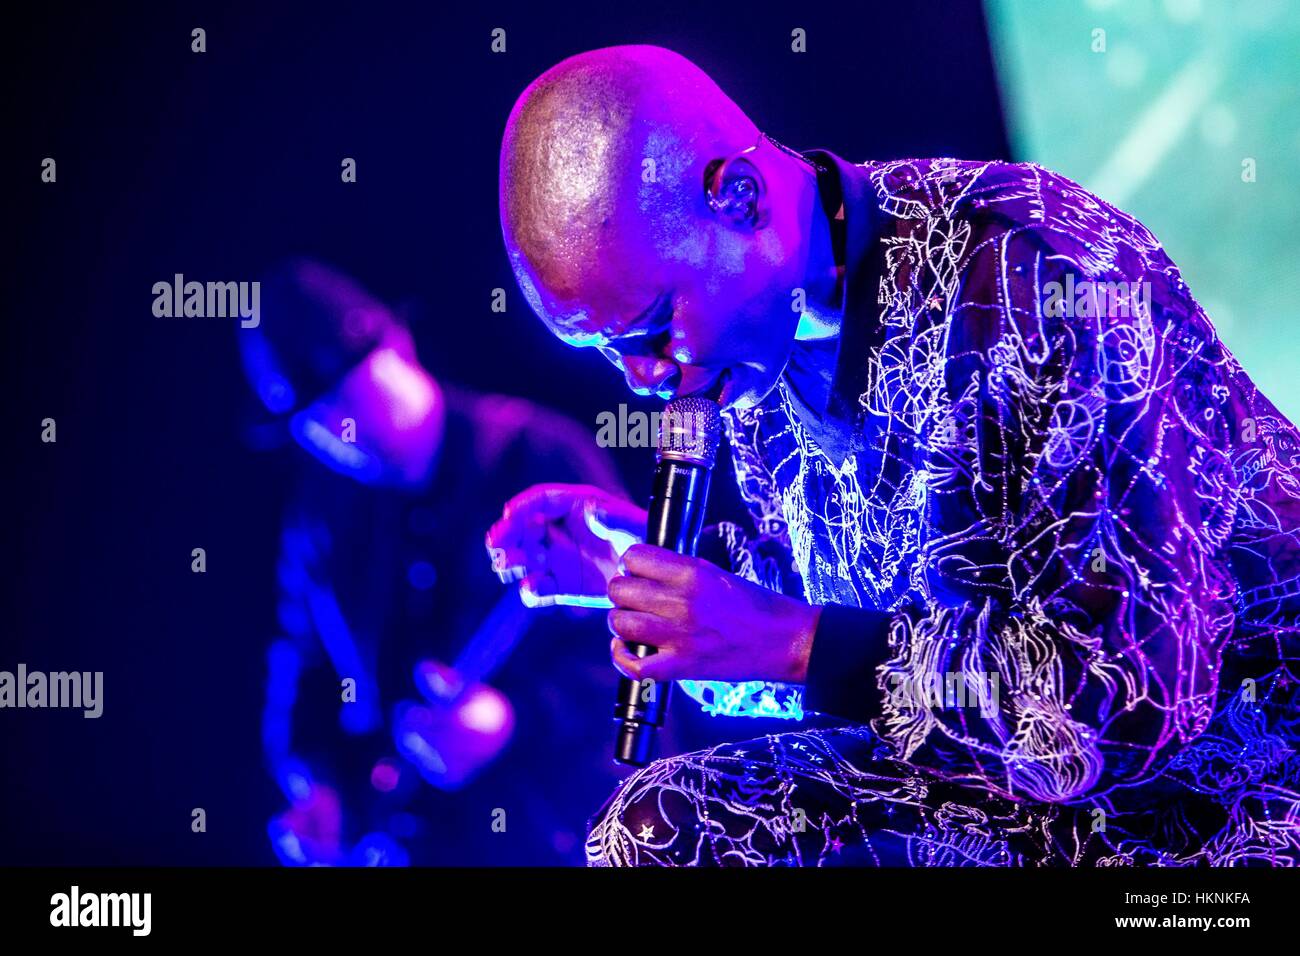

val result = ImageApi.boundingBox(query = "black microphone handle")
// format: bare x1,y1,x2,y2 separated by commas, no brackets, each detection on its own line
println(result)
613,460,711,766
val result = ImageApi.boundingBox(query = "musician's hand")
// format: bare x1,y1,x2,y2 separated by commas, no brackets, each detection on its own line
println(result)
268,781,345,867
486,483,647,608
394,660,515,790
607,543,819,683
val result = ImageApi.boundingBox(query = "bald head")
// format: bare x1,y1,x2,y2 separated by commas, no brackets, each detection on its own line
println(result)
497,45,830,409
500,46,758,320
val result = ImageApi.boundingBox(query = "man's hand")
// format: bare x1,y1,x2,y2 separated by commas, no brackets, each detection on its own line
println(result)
607,543,820,684
486,483,647,608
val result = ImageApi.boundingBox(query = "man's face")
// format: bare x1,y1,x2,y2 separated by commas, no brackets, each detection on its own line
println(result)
515,185,804,409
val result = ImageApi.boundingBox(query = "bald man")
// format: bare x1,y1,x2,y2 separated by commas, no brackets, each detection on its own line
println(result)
489,45,1300,866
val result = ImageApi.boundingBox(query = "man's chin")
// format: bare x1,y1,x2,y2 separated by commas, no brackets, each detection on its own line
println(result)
719,365,779,410
676,364,776,410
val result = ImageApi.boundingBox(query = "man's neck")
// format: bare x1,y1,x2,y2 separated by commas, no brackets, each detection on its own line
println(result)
793,160,844,342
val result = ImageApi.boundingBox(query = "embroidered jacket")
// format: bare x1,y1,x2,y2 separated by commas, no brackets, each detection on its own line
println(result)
716,151,1300,849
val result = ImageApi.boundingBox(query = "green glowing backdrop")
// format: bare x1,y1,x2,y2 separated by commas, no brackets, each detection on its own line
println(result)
986,0,1300,420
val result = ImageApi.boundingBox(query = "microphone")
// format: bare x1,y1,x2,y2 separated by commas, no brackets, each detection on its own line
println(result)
613,395,722,766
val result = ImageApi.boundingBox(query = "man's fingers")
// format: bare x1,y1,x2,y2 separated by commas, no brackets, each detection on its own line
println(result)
487,506,549,554
621,543,697,584
486,486,568,555
584,504,642,557
502,484,605,527
585,495,648,537
607,574,676,613
486,535,525,581
485,484,651,597
510,484,586,518
486,532,549,582
519,571,558,608
607,608,683,647
488,483,639,552
610,637,679,682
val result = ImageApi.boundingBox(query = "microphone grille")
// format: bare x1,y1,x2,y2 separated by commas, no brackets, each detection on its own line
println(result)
656,396,722,467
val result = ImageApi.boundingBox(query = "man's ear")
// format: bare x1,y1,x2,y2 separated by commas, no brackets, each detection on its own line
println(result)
704,152,768,228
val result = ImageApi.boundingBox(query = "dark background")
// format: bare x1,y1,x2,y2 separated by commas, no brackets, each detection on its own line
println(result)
3,0,1009,864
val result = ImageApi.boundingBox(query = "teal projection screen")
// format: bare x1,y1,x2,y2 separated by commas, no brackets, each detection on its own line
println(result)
986,0,1300,420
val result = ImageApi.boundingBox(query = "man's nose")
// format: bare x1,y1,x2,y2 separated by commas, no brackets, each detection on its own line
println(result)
621,355,681,399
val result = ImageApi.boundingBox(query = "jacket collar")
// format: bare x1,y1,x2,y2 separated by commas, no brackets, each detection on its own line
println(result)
787,148,886,467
